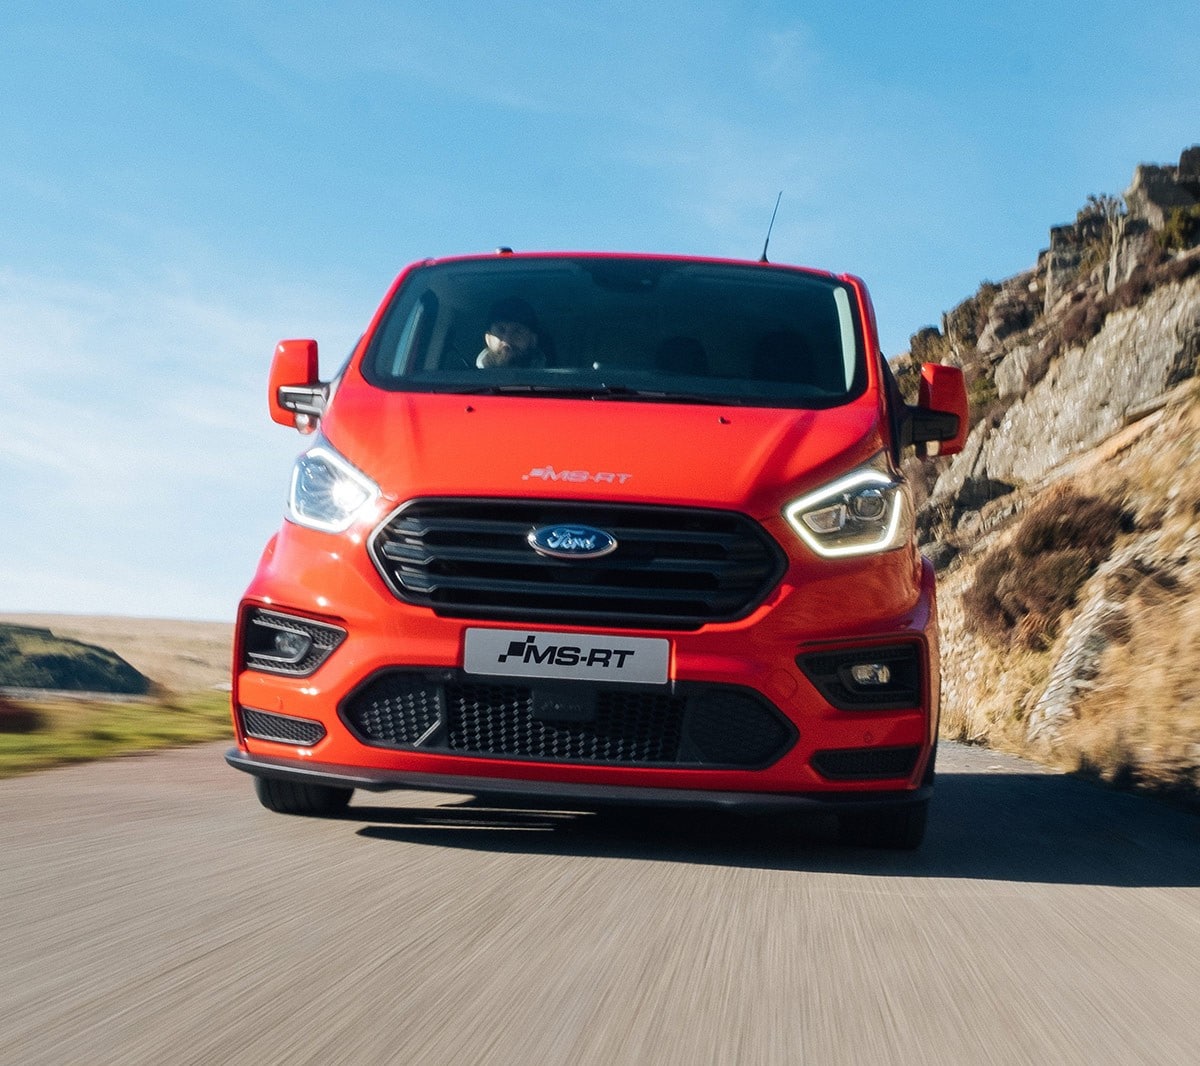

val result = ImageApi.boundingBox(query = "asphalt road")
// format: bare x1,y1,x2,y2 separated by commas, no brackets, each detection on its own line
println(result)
1,742,1197,1066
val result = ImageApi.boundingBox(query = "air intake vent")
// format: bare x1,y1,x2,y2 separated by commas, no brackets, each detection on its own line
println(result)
810,745,920,781
340,670,796,768
369,499,786,630
240,707,326,747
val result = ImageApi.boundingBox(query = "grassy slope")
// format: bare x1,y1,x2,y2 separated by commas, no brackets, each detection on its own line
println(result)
0,617,235,779
0,691,232,779
0,615,233,693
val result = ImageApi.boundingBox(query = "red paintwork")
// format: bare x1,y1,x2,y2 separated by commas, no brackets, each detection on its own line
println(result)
321,388,885,516
232,252,952,800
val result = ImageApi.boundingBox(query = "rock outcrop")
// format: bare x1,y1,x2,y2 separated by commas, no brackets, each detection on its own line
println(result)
934,272,1200,497
894,146,1200,783
1125,147,1200,229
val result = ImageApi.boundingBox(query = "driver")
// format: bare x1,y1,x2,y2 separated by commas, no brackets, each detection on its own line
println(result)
477,297,548,368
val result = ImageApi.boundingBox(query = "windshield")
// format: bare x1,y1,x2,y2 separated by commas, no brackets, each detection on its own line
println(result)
361,256,866,407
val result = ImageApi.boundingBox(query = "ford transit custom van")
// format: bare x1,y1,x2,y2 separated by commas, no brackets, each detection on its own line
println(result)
226,251,967,849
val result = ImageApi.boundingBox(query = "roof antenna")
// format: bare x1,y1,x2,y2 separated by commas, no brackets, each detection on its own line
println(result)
759,191,783,263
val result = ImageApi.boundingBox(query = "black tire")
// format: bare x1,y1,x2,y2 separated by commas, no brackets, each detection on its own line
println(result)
254,776,353,817
837,800,928,850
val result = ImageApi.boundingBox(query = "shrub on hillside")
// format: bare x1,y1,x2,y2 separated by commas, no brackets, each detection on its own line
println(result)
1110,259,1163,312
1161,250,1200,285
909,325,950,367
967,371,998,411
0,696,45,734
965,368,1010,430
963,490,1132,649
1057,293,1106,351
889,352,922,404
1159,204,1200,251
1076,194,1125,273
942,282,1000,350
1011,493,1133,557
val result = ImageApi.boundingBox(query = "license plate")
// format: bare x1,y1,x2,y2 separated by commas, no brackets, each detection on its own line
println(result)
464,628,670,685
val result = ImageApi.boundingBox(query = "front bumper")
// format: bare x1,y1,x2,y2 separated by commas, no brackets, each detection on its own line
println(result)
230,523,941,798
225,747,932,813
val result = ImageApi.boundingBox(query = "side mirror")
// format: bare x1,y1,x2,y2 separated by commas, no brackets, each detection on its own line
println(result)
907,363,968,457
268,339,327,433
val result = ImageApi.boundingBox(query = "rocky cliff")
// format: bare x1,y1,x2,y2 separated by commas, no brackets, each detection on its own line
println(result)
894,146,1200,803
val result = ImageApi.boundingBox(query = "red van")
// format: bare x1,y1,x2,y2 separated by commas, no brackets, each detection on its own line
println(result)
226,252,966,848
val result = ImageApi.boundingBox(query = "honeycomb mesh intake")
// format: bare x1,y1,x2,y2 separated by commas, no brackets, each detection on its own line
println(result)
241,708,326,746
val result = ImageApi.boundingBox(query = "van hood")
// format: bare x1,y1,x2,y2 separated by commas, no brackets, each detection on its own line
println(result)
321,387,885,518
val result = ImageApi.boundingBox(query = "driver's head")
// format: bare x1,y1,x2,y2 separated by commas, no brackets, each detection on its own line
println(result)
483,297,539,365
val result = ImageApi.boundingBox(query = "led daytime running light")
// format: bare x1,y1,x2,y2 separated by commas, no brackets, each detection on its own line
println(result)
784,467,908,558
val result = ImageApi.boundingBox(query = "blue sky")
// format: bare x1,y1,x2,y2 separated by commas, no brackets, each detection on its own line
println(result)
2,1,1197,621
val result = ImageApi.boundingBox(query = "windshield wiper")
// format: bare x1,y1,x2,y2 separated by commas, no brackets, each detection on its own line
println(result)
589,385,748,405
435,382,743,404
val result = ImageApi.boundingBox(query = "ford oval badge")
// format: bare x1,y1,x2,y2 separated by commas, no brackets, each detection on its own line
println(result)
528,524,618,560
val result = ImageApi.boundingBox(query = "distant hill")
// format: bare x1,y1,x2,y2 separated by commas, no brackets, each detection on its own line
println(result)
0,615,234,695
0,624,152,695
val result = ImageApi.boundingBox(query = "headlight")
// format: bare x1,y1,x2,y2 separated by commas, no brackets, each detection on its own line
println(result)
287,442,379,533
783,457,913,558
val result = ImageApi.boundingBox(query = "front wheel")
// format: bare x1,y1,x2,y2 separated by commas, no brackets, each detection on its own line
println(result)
254,776,353,817
837,800,928,850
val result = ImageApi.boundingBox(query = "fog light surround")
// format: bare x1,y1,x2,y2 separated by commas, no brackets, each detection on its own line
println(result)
241,608,347,677
797,644,922,711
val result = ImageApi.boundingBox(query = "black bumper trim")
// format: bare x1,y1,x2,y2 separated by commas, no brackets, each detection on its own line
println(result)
224,748,931,813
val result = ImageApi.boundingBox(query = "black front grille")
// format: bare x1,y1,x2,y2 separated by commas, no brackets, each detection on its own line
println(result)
241,707,326,746
448,680,685,762
340,670,796,768
369,499,786,630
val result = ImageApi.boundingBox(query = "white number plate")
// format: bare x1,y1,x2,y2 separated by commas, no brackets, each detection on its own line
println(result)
464,628,670,685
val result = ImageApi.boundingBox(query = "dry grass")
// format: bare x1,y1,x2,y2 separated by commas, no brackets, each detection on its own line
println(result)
938,385,1200,805
1052,573,1200,797
940,648,1055,752
937,563,1057,750
1044,393,1200,797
